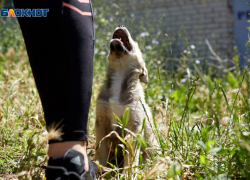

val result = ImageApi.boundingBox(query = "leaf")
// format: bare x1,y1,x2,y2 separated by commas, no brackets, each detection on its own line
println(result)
217,149,228,155
107,162,115,169
209,147,221,154
96,131,126,150
113,113,122,125
205,139,216,147
119,176,125,180
242,131,250,136
113,124,136,137
175,165,182,175
140,117,146,134
23,124,29,131
118,144,126,158
197,140,206,149
227,72,238,88
115,146,118,166
229,149,236,156
122,107,130,138
194,173,202,178
199,155,206,165
136,134,147,149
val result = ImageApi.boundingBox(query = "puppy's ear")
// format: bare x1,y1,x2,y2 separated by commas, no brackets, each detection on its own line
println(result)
139,67,148,84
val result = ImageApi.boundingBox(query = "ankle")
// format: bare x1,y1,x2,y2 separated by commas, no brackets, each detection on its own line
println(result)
48,141,89,171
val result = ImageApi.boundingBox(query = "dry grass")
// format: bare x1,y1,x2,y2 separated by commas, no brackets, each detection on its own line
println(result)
1,1,250,178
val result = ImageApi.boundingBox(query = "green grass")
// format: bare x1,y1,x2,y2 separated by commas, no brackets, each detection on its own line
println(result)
1,0,250,179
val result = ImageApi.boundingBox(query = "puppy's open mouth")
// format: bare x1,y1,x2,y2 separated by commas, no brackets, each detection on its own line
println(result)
110,28,132,53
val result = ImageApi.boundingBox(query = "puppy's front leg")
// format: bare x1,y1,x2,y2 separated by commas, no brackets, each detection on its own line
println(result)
95,119,109,166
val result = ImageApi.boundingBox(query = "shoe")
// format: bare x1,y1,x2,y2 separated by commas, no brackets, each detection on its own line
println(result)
45,149,96,180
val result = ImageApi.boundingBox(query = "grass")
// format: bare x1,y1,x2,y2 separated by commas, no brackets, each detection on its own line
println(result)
1,0,250,179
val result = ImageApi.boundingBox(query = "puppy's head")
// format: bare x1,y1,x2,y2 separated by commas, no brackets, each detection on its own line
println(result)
107,25,148,84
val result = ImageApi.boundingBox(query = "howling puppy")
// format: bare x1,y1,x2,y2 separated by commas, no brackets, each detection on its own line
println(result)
95,25,158,169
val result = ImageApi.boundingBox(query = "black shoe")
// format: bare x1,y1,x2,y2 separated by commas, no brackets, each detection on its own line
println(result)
45,149,96,180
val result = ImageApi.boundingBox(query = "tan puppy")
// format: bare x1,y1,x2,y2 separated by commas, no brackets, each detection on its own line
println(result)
95,25,158,169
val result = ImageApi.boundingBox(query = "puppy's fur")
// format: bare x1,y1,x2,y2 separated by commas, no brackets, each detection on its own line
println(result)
95,26,158,168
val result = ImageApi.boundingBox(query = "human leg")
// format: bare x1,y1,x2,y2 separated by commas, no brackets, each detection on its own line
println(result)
13,0,95,179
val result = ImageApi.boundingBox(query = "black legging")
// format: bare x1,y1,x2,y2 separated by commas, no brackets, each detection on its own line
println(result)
13,0,95,143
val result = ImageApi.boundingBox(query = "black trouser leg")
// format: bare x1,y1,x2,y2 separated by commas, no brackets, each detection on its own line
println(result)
13,0,95,143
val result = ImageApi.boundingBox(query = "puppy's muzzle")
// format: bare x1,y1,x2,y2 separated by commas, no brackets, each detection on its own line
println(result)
110,39,127,53
110,26,132,54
